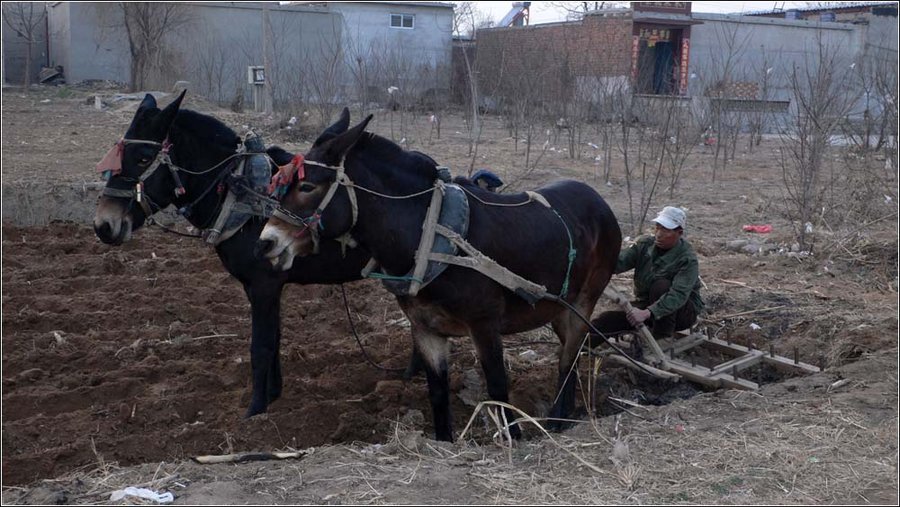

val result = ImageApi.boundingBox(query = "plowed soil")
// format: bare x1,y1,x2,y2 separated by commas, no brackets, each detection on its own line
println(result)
2,85,897,504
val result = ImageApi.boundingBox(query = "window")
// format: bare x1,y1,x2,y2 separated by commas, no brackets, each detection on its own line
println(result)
390,13,414,29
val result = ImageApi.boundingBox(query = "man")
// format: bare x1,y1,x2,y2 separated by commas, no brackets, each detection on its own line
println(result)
591,206,703,342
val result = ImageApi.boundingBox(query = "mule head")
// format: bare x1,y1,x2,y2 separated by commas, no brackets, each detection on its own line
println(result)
257,111,372,271
93,90,185,245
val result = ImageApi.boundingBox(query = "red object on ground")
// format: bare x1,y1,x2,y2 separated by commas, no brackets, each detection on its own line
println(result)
742,224,773,233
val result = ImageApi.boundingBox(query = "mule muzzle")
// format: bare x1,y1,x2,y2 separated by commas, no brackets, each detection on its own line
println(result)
94,219,131,246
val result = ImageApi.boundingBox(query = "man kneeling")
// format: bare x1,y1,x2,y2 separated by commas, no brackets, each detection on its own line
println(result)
592,206,704,343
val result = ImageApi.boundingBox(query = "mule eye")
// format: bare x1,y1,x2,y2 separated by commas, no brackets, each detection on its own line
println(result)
138,157,151,166
298,182,316,193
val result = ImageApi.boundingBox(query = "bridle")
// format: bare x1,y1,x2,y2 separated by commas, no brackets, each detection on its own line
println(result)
270,155,359,241
101,135,277,242
271,154,441,251
100,138,181,217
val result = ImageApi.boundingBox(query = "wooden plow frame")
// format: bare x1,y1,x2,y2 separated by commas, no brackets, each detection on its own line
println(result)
599,287,821,390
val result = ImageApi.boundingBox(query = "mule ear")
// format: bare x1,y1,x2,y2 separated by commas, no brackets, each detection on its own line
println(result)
138,93,158,112
153,89,186,134
324,114,373,160
313,107,351,146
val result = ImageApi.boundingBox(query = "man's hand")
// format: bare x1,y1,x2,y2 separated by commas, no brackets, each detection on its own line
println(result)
627,307,652,327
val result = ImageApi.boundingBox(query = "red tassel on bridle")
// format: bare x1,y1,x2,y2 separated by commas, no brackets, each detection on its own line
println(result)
268,153,305,197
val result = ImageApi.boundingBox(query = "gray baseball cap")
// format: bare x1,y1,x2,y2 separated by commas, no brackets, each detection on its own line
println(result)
653,206,686,230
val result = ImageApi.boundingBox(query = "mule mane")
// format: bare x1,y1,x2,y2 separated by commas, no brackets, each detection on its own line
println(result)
358,132,439,182
171,109,240,151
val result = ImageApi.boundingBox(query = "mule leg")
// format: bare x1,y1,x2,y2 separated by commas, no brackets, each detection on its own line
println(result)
403,340,425,380
471,324,521,440
412,323,453,441
243,282,285,417
547,293,598,431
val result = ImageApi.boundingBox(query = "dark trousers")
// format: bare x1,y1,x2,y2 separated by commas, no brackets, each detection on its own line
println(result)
591,279,697,343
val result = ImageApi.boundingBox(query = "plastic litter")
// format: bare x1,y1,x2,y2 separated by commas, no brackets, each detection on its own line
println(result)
742,224,772,233
109,487,174,504
749,323,762,330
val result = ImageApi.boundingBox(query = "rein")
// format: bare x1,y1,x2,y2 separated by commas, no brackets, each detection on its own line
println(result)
275,157,578,298
101,135,280,245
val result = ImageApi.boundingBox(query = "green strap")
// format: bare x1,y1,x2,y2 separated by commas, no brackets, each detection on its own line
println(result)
366,271,424,284
551,208,577,299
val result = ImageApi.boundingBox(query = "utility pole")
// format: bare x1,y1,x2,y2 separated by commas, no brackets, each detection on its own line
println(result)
262,2,274,114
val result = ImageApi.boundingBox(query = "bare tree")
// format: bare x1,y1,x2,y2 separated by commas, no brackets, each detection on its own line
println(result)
747,49,775,151
119,2,192,92
778,31,860,251
617,96,679,236
2,2,46,90
547,1,628,21
303,26,346,130
694,21,752,182
456,1,497,173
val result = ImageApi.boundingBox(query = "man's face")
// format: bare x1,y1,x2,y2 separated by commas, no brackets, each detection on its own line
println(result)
654,223,682,250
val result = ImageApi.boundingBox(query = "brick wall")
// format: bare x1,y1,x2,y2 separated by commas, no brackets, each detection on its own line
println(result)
706,80,759,99
474,12,633,104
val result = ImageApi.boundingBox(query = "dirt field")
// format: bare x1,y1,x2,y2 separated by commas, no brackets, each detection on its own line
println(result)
2,85,897,504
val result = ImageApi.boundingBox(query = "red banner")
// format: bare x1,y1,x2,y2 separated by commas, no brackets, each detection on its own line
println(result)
679,38,690,95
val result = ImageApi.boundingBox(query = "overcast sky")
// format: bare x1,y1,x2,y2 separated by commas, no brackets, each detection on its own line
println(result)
475,2,817,25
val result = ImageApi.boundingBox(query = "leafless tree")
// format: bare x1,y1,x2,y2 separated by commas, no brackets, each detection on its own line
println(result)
119,2,193,92
2,2,46,90
839,44,896,153
190,26,242,104
615,94,672,235
547,1,628,21
694,21,752,182
746,48,775,151
455,1,497,173
874,48,898,177
303,26,346,130
661,98,702,199
778,31,860,251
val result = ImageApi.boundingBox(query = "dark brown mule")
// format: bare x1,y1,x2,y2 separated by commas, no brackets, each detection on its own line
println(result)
93,96,407,418
258,112,622,441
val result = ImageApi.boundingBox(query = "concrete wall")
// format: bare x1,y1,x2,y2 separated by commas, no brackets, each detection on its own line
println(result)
688,13,896,129
46,1,70,81
69,4,129,84
172,2,343,105
2,1,49,85
330,2,454,102
42,1,454,107
688,14,858,103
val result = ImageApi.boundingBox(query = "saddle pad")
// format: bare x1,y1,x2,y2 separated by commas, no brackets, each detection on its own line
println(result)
217,137,272,244
381,183,470,296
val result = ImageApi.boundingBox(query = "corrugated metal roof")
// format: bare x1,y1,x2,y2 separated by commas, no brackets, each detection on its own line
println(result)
743,1,895,16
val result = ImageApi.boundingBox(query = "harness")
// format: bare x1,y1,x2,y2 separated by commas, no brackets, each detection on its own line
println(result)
272,159,577,304
99,134,279,246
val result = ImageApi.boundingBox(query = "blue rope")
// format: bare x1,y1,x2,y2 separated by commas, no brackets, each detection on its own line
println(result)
550,208,577,298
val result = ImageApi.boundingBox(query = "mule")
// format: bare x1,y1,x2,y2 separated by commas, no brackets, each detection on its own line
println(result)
257,113,622,441
93,92,404,418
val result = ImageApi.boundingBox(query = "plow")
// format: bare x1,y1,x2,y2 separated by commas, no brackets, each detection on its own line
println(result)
598,287,821,390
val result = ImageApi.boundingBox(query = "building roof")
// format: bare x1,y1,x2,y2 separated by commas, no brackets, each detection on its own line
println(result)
742,1,896,16
285,1,453,9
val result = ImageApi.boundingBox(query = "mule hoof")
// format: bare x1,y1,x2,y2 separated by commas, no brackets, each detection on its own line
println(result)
546,419,575,433
244,402,268,419
434,430,455,442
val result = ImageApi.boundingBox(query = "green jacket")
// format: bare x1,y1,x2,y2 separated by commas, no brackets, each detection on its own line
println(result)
615,235,704,319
